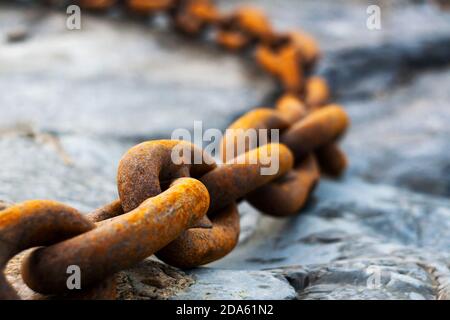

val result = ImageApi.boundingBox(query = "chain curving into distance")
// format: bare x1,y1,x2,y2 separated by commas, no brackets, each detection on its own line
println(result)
0,0,350,299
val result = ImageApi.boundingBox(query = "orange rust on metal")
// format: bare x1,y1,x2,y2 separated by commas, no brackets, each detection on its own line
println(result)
305,76,330,108
255,44,303,92
216,30,249,51
226,108,289,132
217,95,343,216
187,0,221,24
276,84,344,180
276,47,304,93
202,143,294,214
79,0,116,10
91,200,211,229
247,154,320,217
0,200,110,299
172,14,205,35
255,45,280,75
220,108,290,163
115,140,247,269
275,93,308,124
127,0,174,13
287,30,321,67
316,143,348,177
232,6,274,42
156,203,240,268
298,78,342,176
281,105,349,159
117,140,215,213
21,178,209,294
171,0,220,34
157,148,293,268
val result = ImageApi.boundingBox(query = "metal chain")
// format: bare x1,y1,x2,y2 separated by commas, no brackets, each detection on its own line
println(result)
0,0,349,299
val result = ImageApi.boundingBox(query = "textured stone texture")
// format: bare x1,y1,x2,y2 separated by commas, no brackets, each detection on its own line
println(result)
1,1,450,300
0,2,273,139
172,269,296,300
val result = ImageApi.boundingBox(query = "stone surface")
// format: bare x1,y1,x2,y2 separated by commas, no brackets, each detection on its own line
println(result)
0,129,125,211
1,1,450,300
213,180,450,270
172,269,296,300
116,259,195,300
277,256,448,300
211,179,450,299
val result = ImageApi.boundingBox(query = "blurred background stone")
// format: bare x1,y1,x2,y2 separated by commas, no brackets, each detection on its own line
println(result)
1,0,450,300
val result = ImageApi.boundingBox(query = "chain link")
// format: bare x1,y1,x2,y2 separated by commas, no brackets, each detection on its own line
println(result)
0,0,350,299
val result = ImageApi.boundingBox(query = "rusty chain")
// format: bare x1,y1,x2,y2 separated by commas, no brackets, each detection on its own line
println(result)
0,0,349,299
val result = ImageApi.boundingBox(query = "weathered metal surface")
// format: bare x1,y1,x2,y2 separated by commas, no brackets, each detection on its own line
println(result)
220,108,289,163
117,140,215,213
0,200,99,299
219,93,341,216
247,154,319,217
316,143,348,178
157,203,240,268
200,143,294,214
21,178,209,294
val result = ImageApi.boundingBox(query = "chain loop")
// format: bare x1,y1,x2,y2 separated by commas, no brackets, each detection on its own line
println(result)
280,105,349,159
156,203,240,268
117,140,215,212
0,201,116,299
247,154,319,216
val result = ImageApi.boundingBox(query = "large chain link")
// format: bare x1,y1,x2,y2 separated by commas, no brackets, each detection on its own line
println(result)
0,0,349,299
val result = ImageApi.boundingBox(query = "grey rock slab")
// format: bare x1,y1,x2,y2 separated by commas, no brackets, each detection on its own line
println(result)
212,178,450,270
343,68,450,197
208,179,450,299
274,255,447,300
115,259,196,300
172,268,296,300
